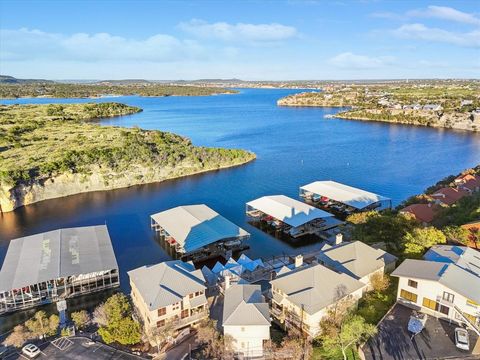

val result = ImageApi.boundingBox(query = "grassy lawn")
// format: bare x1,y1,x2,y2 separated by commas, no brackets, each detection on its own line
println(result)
312,344,360,360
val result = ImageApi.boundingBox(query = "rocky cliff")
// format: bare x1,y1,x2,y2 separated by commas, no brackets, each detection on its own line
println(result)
0,158,254,212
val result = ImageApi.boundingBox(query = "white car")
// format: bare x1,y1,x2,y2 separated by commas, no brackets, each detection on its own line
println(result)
22,344,40,358
454,327,470,351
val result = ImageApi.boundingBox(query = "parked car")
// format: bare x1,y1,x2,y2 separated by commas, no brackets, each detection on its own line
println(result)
454,327,470,351
22,344,40,358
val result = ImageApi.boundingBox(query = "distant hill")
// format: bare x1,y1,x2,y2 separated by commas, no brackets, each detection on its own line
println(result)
0,75,54,84
94,79,153,85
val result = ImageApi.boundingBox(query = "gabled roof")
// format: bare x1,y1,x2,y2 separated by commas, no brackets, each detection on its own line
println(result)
128,260,206,311
317,241,397,279
151,205,249,253
246,195,333,227
300,180,390,210
0,225,118,293
222,284,270,327
270,264,365,315
400,203,439,223
391,259,447,281
430,187,468,206
392,259,480,304
424,245,480,277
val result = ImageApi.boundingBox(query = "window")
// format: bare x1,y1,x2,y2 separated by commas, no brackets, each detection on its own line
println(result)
400,289,418,303
157,319,165,327
181,309,189,319
195,291,203,296
189,293,194,299
422,297,438,311
172,302,180,311
158,307,166,316
408,280,418,289
241,327,245,332
442,291,455,303
438,305,449,316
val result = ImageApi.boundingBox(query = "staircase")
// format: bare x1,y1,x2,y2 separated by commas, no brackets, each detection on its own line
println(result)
454,305,480,336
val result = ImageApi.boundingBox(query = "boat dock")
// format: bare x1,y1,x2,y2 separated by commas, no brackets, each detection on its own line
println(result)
151,204,250,263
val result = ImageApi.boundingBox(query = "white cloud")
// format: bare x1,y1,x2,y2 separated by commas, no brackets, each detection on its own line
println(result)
0,28,206,62
393,23,480,48
407,6,480,25
178,19,298,43
328,52,395,69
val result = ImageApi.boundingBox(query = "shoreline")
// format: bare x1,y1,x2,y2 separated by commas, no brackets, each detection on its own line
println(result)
0,155,256,213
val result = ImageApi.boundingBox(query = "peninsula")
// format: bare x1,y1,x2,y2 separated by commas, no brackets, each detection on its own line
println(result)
277,81,480,132
0,76,238,99
0,102,255,212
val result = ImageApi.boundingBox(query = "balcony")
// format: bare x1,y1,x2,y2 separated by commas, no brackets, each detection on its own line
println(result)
176,310,208,328
436,295,454,307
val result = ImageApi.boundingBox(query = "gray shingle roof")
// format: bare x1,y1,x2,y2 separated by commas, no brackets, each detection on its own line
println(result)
391,259,447,281
222,284,270,326
151,205,249,253
0,225,118,293
270,264,365,315
317,241,397,279
424,245,480,277
128,260,206,311
392,259,480,304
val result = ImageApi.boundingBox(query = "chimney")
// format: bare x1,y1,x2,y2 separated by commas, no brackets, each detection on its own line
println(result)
295,254,303,268
335,233,343,245
225,275,231,290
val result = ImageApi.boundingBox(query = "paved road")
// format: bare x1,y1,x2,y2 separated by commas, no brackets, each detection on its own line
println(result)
161,335,197,360
4,337,144,360
364,304,479,360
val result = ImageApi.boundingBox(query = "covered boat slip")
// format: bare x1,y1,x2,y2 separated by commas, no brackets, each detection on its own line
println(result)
0,225,119,315
246,195,341,238
150,204,250,259
300,180,391,216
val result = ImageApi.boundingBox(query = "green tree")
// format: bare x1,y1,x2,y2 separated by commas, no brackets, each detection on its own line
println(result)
443,226,470,245
98,317,141,345
403,227,447,255
94,293,141,345
320,315,377,360
346,211,378,225
71,310,90,330
350,212,417,252
25,311,59,339
3,325,30,348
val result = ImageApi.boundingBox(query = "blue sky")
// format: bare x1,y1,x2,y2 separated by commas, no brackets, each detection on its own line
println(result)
0,0,479,80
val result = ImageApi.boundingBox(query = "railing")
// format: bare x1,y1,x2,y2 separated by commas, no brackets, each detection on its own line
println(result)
271,307,284,319
175,311,208,328
436,295,454,306
454,305,480,336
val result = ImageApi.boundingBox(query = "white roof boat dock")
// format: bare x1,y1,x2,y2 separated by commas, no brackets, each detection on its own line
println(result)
0,225,119,314
300,180,391,212
151,204,250,257
246,195,341,238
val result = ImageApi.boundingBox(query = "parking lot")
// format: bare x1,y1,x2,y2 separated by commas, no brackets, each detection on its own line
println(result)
363,304,479,360
4,337,144,360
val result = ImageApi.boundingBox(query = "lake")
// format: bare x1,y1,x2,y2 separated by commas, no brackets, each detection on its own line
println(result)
1,88,480,295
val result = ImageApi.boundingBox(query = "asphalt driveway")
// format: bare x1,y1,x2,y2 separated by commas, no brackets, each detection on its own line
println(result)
363,304,479,360
4,337,144,360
